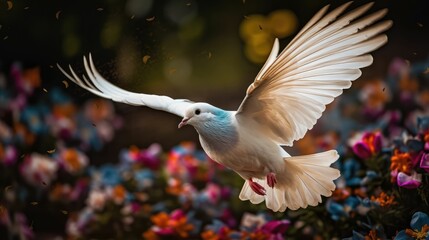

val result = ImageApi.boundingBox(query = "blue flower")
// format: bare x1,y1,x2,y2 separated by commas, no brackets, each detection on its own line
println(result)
326,196,363,221
133,169,155,190
342,158,362,187
395,212,429,240
20,105,49,134
93,164,122,186
49,87,72,104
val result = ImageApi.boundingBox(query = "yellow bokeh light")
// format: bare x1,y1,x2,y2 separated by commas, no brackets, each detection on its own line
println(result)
245,35,274,64
239,15,267,40
267,10,298,38
239,10,298,63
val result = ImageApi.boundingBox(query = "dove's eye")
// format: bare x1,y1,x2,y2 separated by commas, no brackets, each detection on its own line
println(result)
195,109,201,115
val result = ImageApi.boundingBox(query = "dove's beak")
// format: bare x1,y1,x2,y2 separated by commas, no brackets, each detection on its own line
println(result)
178,118,189,128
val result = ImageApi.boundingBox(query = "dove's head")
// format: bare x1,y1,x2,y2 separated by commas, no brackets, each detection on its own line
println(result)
178,103,226,129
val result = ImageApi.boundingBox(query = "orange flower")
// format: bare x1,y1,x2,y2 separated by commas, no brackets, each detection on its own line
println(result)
63,149,81,172
166,178,184,196
424,133,429,143
142,229,160,240
170,216,194,238
150,212,170,229
405,224,429,240
370,192,397,207
201,230,219,240
390,150,412,174
22,67,41,88
249,230,270,240
112,185,126,204
53,103,76,118
332,188,351,201
364,229,381,240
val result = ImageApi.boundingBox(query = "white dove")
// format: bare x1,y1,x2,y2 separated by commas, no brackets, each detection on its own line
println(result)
58,2,392,212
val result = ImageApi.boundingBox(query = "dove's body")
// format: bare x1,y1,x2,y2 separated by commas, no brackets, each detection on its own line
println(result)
58,2,391,212
196,110,282,180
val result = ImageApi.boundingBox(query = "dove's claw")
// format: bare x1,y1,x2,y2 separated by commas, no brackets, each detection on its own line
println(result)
248,178,266,196
267,172,277,188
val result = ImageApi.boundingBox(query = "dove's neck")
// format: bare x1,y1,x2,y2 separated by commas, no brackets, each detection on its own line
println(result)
195,110,238,153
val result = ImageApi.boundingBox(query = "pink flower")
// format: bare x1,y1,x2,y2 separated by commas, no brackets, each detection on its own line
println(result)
87,189,108,211
240,213,266,230
20,153,58,186
397,171,422,189
351,132,382,159
203,183,221,204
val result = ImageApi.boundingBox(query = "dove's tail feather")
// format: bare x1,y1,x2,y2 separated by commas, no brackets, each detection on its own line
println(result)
239,150,340,212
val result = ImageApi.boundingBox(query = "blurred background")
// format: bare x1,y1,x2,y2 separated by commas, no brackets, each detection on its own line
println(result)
1,0,429,239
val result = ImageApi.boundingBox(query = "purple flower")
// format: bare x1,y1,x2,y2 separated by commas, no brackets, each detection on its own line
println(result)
137,143,162,170
397,172,422,189
351,132,382,159
260,220,290,236
420,153,429,173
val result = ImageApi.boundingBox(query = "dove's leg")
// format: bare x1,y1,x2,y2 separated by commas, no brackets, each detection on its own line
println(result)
266,172,277,188
248,178,266,196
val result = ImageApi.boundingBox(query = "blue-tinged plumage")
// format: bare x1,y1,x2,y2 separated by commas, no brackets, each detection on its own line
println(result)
199,111,238,152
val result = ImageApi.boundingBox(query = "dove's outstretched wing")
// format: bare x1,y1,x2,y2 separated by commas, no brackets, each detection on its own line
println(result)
58,54,193,117
236,2,392,146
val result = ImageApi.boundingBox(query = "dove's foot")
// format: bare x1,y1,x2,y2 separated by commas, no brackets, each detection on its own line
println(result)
267,172,277,188
248,178,266,196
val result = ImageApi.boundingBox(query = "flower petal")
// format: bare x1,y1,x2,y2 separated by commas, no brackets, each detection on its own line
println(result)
394,230,413,240
420,153,429,173
261,220,290,234
410,211,429,230
373,132,382,153
397,172,422,189
352,142,372,159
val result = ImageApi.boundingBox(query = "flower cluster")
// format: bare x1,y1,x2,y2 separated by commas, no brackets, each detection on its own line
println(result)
2,56,429,239
0,63,121,239
323,57,429,238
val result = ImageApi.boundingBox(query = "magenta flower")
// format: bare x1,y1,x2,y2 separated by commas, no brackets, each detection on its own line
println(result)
351,132,382,159
260,220,291,240
138,143,162,170
203,183,222,204
397,172,422,189
420,153,429,173
0,144,18,165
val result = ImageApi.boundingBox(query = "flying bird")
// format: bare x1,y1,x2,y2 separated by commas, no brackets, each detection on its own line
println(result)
58,2,392,212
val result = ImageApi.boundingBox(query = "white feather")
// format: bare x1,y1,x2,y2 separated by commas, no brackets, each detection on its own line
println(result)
57,54,193,117
237,2,391,146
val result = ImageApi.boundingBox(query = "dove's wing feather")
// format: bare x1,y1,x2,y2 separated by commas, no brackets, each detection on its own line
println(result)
57,55,193,117
236,2,391,146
